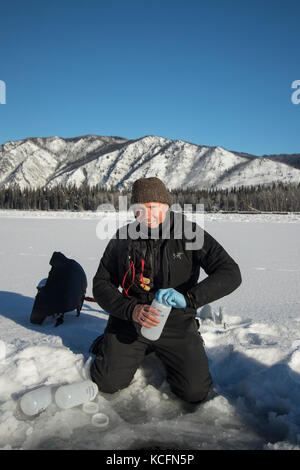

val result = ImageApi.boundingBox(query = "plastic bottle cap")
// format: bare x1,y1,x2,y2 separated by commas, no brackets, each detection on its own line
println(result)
91,413,109,428
82,401,99,415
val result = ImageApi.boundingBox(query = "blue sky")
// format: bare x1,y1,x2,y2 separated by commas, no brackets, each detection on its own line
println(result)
0,0,299,156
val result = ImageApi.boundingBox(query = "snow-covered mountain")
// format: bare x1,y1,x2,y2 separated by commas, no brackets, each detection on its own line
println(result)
0,134,300,190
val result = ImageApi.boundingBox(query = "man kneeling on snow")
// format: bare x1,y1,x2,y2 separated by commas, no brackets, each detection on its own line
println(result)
90,177,242,403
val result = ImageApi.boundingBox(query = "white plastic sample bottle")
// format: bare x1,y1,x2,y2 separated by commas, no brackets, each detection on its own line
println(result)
55,380,98,410
141,298,172,341
20,386,54,416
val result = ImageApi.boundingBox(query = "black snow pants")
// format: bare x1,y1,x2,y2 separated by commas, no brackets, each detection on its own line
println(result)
90,317,212,403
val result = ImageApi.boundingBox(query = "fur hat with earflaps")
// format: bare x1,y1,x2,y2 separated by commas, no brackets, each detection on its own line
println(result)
131,177,172,206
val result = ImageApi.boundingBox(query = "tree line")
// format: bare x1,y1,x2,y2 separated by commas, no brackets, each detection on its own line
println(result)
0,182,300,212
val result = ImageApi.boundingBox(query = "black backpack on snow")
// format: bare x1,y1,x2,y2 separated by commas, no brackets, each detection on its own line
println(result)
30,251,87,326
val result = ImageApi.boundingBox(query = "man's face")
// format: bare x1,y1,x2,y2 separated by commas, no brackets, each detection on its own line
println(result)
134,202,169,229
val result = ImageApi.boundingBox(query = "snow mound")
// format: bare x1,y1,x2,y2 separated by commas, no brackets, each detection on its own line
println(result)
0,307,300,450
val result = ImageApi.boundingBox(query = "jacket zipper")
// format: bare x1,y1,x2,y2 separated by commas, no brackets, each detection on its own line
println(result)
165,245,170,286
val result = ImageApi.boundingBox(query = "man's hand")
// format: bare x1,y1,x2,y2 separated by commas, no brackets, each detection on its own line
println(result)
155,288,187,308
132,304,160,328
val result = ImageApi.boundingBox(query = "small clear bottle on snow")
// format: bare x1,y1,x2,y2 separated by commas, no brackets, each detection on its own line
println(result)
55,380,98,410
20,386,54,416
141,298,172,341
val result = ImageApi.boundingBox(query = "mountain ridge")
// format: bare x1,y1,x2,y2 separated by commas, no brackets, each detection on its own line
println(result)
0,134,299,190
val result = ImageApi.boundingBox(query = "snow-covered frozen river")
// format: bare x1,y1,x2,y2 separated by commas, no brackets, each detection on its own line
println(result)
0,210,300,450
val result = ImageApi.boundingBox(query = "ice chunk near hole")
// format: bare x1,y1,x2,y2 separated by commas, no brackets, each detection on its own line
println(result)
288,350,300,384
213,306,224,325
199,305,214,321
0,340,6,362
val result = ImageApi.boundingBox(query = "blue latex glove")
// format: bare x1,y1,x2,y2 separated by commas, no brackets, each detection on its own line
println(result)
155,288,187,309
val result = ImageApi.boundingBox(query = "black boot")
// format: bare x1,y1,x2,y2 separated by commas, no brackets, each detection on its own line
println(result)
89,334,104,356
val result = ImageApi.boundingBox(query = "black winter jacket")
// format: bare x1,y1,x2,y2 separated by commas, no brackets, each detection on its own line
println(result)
92,210,242,328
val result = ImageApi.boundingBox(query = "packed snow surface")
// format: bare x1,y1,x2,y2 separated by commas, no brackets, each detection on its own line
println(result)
0,210,300,450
